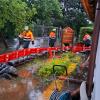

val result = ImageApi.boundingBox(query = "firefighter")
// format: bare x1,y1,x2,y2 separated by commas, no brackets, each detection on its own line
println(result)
83,33,92,56
18,26,34,49
83,33,92,47
49,29,56,47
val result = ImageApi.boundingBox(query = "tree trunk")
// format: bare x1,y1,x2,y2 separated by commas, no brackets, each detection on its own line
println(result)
0,33,8,48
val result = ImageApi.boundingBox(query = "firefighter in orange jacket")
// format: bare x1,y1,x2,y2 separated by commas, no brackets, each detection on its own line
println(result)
83,33,92,47
49,29,56,47
18,26,34,49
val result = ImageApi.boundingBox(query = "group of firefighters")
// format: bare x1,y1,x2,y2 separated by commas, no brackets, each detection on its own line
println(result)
18,26,57,49
18,26,92,50
17,26,92,71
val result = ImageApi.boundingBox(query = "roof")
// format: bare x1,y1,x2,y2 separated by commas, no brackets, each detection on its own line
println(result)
81,0,96,21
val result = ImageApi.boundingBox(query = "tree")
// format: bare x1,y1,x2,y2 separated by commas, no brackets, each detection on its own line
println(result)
24,0,63,25
0,0,89,40
59,0,89,39
0,0,36,38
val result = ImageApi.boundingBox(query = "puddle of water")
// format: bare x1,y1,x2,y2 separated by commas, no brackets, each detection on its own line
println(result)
0,66,80,100
18,69,32,78
28,90,44,100
0,79,28,100
0,68,65,100
0,63,46,100
0,78,44,100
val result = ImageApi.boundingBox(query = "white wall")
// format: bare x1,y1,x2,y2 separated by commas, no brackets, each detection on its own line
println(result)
92,32,100,100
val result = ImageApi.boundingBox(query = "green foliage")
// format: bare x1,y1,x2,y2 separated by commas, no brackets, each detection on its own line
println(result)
32,0,63,25
0,0,36,38
0,0,91,38
60,0,89,38
37,52,81,78
38,58,68,78
79,26,93,41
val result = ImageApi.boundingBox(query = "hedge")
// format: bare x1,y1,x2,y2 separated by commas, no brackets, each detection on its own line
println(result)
79,26,93,41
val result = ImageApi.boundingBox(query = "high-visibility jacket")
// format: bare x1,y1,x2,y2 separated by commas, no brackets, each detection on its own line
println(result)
49,32,56,38
19,30,34,41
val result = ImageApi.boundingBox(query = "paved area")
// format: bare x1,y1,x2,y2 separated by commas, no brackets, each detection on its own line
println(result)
5,37,49,52
0,37,61,54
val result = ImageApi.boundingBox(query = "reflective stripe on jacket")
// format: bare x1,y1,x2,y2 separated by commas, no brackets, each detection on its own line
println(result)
19,30,34,41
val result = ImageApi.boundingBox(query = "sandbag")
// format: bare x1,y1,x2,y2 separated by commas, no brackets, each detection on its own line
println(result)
0,63,18,79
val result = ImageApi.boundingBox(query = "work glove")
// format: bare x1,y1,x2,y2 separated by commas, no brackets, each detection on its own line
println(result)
32,41,34,45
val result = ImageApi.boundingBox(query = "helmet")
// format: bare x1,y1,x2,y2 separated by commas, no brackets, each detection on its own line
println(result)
83,34,91,41
24,26,29,31
52,28,56,32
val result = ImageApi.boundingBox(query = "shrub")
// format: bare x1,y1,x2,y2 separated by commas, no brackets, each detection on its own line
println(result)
37,52,81,78
79,26,93,41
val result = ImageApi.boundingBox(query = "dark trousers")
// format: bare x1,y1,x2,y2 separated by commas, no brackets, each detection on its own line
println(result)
83,39,91,56
49,38,56,47
64,43,69,46
17,38,30,49
83,39,91,47
23,40,30,48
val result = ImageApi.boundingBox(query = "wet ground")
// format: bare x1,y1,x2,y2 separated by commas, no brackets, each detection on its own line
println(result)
0,78,43,100
0,37,50,54
0,59,45,100
0,60,81,100
0,37,55,100
0,48,59,100
0,61,63,100
6,37,50,52
0,37,81,100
